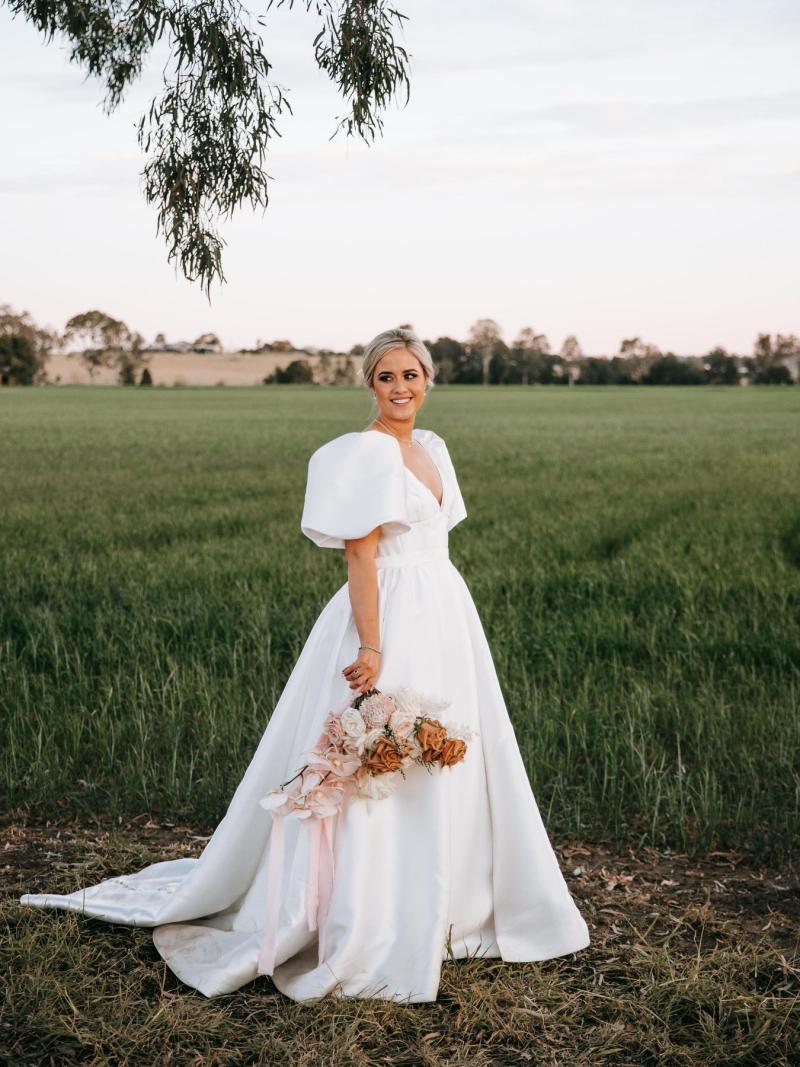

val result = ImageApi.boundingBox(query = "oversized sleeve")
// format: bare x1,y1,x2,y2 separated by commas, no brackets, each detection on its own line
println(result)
300,432,412,549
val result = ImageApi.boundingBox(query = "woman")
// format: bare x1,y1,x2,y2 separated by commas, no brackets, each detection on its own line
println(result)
20,327,589,1003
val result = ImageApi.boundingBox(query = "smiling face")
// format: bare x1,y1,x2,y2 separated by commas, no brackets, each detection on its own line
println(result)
371,347,429,428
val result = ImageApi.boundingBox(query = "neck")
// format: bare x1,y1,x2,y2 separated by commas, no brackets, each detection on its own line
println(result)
375,416,415,443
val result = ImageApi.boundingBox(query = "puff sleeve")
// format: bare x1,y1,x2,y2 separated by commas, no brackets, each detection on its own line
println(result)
300,432,412,549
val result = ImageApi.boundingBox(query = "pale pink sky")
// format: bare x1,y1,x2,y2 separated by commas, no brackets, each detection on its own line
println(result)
1,0,798,355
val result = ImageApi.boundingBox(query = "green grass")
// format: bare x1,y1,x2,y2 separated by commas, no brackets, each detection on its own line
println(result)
2,385,799,858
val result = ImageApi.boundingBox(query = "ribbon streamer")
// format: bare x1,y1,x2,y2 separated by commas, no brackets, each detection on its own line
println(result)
256,692,352,976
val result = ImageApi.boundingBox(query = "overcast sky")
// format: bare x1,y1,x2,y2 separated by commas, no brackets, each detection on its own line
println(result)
1,0,798,354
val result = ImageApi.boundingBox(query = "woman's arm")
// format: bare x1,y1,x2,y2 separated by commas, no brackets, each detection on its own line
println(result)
341,526,383,694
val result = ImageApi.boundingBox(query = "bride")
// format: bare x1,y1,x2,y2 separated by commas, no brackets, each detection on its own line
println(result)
20,327,590,1003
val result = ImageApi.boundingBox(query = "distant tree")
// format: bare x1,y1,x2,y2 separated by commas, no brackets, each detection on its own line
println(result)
512,327,550,385
333,356,357,385
642,353,705,385
192,332,223,353
140,367,153,386
749,333,799,384
316,352,334,385
468,319,503,386
619,337,662,382
349,343,365,357
8,0,412,295
270,340,294,353
607,356,636,384
64,310,147,384
0,304,54,385
577,357,618,385
703,347,739,385
559,335,583,362
0,334,36,386
154,332,167,347
427,336,466,385
265,359,314,384
558,336,583,386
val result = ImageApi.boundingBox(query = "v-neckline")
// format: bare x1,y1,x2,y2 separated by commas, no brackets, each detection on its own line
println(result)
362,428,445,512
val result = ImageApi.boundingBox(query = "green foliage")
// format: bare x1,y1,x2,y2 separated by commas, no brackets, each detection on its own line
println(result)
7,0,411,295
703,347,740,385
1,386,799,859
64,309,146,384
0,304,53,385
264,358,315,383
642,353,706,385
0,334,36,385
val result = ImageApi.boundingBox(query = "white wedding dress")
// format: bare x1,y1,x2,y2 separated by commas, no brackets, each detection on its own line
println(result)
19,427,590,1003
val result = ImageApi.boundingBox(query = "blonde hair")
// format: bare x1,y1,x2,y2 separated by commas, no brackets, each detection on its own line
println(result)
359,327,436,394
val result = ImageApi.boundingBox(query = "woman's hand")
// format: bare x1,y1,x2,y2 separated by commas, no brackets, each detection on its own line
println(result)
342,648,382,693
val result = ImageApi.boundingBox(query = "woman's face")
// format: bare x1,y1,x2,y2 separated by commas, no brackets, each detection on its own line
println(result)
372,348,427,424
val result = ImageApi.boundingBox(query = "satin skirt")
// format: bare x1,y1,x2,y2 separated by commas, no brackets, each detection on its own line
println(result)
19,554,590,1002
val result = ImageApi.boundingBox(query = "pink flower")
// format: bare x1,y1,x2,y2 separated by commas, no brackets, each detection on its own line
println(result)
321,712,348,746
320,750,362,778
259,790,294,815
359,692,397,729
305,785,342,819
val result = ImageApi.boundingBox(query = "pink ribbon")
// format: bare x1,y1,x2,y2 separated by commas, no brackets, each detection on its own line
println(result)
256,692,352,976
256,811,337,976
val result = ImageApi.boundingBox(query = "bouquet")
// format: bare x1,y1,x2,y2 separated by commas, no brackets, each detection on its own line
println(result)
259,685,476,821
256,685,476,976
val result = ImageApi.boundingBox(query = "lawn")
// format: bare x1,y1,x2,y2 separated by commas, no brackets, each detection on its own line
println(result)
3,384,798,1063
2,384,799,856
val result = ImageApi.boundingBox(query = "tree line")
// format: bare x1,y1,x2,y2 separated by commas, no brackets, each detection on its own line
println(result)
268,318,799,387
1,306,797,387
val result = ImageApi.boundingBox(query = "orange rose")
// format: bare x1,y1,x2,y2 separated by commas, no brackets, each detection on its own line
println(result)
438,737,467,767
416,718,448,762
364,736,406,775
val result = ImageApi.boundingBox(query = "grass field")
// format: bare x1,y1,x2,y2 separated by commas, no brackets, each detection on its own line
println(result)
2,384,799,858
3,384,799,1063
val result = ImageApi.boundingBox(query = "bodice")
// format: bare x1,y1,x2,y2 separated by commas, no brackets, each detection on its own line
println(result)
374,464,451,570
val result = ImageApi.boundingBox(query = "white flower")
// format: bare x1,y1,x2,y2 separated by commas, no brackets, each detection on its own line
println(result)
341,707,366,738
393,686,423,719
443,720,478,742
356,769,404,801
354,726,386,755
421,692,452,716
388,709,417,738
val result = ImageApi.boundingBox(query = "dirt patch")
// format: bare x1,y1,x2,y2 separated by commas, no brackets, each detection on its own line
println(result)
3,811,799,1066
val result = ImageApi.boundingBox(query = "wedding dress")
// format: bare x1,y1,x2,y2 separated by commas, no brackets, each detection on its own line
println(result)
19,427,590,1003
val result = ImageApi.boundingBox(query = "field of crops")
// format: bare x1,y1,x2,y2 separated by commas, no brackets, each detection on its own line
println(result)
2,384,799,857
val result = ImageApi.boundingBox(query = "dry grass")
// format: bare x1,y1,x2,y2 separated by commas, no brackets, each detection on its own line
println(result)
3,813,798,1066
44,350,339,387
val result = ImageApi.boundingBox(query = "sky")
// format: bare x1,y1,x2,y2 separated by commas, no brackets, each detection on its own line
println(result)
1,0,798,355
